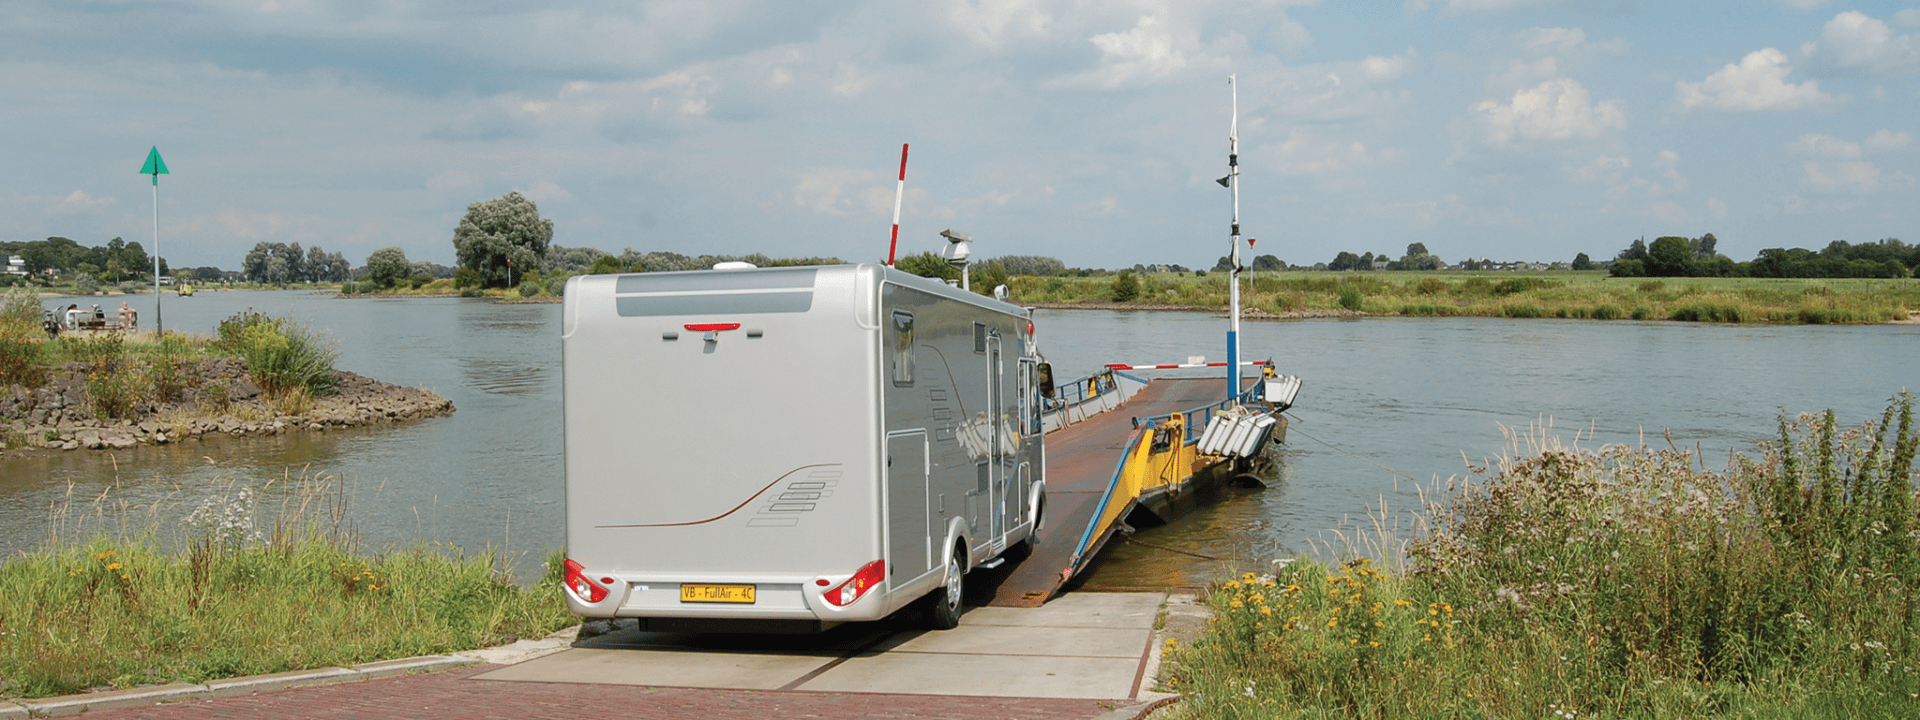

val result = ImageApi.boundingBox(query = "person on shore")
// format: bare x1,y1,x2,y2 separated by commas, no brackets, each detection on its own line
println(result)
64,303,81,329
118,302,134,330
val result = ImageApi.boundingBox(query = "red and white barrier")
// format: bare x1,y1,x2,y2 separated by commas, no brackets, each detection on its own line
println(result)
1103,360,1271,371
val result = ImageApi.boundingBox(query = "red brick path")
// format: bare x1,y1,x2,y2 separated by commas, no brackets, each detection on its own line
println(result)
76,666,1133,720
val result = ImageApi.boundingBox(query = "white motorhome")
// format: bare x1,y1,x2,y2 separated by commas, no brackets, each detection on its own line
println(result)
560,264,1049,632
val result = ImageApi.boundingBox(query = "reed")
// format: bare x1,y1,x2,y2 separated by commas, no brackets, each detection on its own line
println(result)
1164,394,1920,718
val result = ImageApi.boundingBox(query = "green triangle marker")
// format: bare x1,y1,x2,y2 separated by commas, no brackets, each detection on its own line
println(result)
140,147,169,184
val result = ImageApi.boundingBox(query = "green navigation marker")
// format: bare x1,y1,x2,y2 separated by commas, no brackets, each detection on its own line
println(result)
140,147,169,183
140,146,170,332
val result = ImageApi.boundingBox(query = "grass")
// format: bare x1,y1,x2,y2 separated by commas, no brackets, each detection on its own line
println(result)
1009,271,1918,325
0,473,573,699
1163,393,1920,718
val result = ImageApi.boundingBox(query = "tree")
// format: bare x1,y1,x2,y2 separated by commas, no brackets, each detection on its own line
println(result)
1692,233,1718,260
1572,252,1594,271
971,260,1009,296
895,251,956,280
589,255,625,275
1609,259,1646,277
991,255,1066,277
365,247,411,288
1619,238,1648,263
1251,255,1285,271
1645,236,1696,277
1329,251,1364,271
453,191,554,288
1405,242,1429,258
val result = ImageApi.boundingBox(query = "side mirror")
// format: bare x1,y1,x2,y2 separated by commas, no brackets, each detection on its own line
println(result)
993,284,1009,301
1037,363,1055,398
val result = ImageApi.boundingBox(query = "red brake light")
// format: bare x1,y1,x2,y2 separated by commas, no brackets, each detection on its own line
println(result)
823,559,886,607
563,558,610,604
685,323,741,332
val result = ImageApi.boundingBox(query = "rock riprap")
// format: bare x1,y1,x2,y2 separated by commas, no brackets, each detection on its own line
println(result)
0,357,453,452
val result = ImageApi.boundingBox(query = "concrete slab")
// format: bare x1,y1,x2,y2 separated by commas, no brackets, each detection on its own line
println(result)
882,624,1149,658
473,647,840,691
469,592,1165,701
799,651,1143,699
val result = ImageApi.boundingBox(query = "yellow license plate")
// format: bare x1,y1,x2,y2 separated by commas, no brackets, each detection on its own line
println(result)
680,584,756,603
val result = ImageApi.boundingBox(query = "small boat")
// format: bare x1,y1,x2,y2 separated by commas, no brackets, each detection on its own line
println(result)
177,283,193,297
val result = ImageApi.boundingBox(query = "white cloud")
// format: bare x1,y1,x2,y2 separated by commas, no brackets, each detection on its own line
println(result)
1266,129,1399,177
1519,27,1585,53
1675,48,1833,112
790,167,883,217
1866,129,1913,150
1807,11,1920,76
1409,0,1560,14
1790,131,1916,193
33,189,118,215
1474,77,1625,145
1653,149,1687,193
1790,133,1861,159
1054,16,1221,89
1774,0,1832,9
1899,9,1920,27
943,0,1055,49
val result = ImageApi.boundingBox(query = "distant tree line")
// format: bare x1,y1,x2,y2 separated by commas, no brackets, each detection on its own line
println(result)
0,236,162,285
1325,243,1445,271
1607,234,1915,279
239,242,353,284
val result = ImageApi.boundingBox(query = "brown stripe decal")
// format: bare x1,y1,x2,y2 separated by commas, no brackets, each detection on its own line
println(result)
595,463,841,528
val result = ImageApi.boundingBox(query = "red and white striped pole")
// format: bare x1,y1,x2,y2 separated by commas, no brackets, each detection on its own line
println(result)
886,143,910,265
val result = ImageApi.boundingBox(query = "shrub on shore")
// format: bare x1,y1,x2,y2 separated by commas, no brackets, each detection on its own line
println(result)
1166,394,1920,718
215,311,338,397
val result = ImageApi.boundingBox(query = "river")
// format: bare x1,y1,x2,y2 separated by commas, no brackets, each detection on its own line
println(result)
5,289,1916,589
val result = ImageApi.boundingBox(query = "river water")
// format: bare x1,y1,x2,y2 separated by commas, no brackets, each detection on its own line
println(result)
5,290,1916,589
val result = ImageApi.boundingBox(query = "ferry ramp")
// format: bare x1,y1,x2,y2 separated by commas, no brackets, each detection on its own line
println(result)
984,374,1250,607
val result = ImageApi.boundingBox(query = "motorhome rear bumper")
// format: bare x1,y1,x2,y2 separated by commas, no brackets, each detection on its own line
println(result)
563,572,896,623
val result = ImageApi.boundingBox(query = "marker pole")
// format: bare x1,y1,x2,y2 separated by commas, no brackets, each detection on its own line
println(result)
887,143,909,265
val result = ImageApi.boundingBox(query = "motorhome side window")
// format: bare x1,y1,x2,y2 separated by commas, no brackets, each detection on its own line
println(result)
891,311,914,386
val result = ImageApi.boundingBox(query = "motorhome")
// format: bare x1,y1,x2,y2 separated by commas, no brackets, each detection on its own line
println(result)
560,264,1049,631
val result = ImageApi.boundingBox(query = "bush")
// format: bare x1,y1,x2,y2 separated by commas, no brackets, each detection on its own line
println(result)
454,267,484,289
408,274,432,290
1492,277,1555,295
1111,271,1140,302
1413,278,1450,295
1592,304,1624,320
215,311,338,397
1637,279,1666,293
1337,283,1363,310
518,280,540,298
1669,303,1748,323
1501,303,1543,318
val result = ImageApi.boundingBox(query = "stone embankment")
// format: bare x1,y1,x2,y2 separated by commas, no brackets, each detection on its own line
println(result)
0,357,453,453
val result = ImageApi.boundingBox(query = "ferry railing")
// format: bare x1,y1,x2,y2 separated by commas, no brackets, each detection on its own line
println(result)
1041,368,1143,430
1064,381,1267,576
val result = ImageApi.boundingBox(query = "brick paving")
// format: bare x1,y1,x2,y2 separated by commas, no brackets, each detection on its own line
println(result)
74,666,1134,720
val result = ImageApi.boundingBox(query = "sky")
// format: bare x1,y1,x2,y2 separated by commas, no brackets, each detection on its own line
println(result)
4,1,1919,272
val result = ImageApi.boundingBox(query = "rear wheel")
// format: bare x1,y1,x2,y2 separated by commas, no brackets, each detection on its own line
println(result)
925,549,964,630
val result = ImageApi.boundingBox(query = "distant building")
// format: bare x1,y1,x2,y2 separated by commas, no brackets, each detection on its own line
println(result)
4,255,24,276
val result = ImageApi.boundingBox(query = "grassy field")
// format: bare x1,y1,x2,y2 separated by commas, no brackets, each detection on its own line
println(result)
1010,270,1919,324
1163,395,1920,718
0,474,573,699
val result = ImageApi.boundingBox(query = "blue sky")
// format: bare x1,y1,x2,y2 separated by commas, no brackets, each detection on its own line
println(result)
4,1,1917,271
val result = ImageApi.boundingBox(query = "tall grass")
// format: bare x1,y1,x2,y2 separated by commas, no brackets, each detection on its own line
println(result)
1013,271,1917,325
1166,394,1920,718
214,311,338,397
0,473,572,698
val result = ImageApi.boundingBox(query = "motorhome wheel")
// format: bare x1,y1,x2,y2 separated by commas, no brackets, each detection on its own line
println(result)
927,550,963,629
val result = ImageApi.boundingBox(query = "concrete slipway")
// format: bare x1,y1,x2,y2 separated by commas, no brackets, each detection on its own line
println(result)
473,591,1174,701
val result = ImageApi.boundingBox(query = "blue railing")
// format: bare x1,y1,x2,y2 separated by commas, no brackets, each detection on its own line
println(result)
1064,381,1266,573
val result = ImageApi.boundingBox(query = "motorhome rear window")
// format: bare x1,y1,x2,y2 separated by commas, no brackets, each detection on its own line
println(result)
616,292,813,317
614,269,816,294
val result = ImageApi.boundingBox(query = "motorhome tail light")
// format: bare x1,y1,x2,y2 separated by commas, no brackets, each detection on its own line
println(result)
684,323,741,332
1026,320,1034,336
563,558,609,604
823,559,886,607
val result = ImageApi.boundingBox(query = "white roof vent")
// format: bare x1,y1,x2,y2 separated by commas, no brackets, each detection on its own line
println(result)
712,261,758,270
